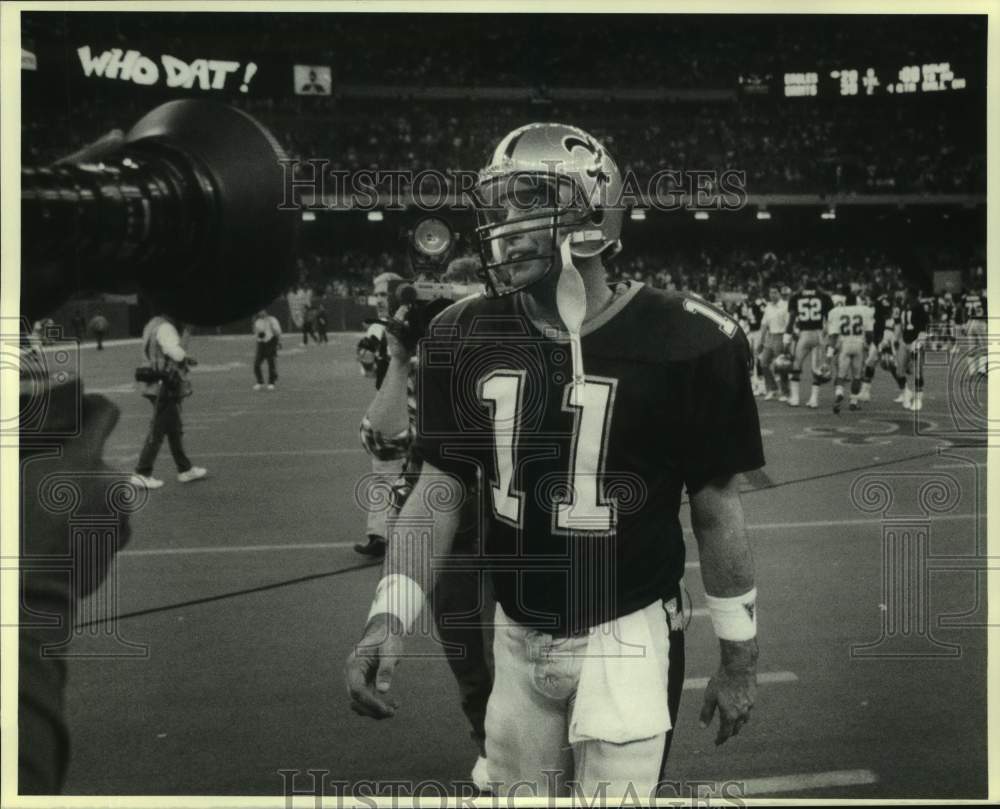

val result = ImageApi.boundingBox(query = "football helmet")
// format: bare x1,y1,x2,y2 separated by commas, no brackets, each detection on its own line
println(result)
772,354,793,374
473,123,624,298
813,363,833,384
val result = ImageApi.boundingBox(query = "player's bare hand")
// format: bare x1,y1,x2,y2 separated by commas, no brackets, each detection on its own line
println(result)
699,638,758,746
345,614,405,719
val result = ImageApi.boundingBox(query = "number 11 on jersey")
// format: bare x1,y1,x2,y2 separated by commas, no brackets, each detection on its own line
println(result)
479,371,618,533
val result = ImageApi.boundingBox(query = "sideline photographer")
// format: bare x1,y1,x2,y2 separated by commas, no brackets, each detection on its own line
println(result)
131,314,208,489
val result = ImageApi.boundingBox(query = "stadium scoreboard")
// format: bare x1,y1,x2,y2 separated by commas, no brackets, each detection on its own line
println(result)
781,62,967,98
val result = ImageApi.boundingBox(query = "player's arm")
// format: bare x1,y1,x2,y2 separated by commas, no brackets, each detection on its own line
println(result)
360,318,416,458
344,461,464,718
783,298,797,347
690,475,758,746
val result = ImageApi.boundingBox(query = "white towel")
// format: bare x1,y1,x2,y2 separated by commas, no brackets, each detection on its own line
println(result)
568,601,672,745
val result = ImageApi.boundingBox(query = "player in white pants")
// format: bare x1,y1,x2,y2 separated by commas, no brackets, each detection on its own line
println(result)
827,292,875,414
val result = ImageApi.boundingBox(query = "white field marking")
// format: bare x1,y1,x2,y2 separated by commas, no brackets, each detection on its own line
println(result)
121,541,359,557
697,512,981,533
120,407,367,419
141,447,365,459
737,769,879,795
88,383,138,394
122,514,983,560
932,461,987,470
683,671,797,690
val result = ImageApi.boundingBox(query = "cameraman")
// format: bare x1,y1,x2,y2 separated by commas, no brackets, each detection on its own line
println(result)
354,272,406,555
356,257,494,788
252,308,282,390
131,314,207,489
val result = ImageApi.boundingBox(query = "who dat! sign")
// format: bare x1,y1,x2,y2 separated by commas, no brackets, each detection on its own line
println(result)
77,45,259,93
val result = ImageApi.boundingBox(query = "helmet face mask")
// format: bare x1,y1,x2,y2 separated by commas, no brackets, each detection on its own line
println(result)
473,124,624,298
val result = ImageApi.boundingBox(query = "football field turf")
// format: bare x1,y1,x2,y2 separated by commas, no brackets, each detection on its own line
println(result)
57,332,987,799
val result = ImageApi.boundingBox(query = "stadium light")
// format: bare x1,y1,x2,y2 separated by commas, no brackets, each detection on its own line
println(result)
302,211,316,222
630,209,646,221
367,211,384,222
821,208,836,220
693,211,710,221
756,209,771,220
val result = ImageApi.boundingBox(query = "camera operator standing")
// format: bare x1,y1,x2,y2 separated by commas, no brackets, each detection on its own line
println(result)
252,308,282,390
131,314,207,489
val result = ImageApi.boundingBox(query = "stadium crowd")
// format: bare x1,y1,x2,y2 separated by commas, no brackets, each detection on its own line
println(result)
25,13,981,90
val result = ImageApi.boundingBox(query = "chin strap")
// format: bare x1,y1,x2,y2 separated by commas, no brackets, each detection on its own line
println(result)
556,238,588,403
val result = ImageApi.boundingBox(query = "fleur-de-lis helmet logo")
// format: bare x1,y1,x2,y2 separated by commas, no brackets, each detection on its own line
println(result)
562,135,610,185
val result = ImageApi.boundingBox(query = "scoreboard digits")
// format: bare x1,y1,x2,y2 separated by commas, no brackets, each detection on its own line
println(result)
779,61,967,98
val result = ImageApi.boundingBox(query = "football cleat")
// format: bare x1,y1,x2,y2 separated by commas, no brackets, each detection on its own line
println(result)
253,383,263,390
849,400,860,411
833,392,844,415
763,391,775,401
893,391,906,403
787,396,800,407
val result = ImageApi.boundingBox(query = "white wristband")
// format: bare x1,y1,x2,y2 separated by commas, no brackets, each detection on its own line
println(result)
705,587,757,641
367,574,426,632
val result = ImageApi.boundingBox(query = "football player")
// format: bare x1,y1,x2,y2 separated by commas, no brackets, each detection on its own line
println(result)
957,286,988,377
740,289,766,396
860,286,894,402
826,290,875,413
758,286,789,401
784,277,833,408
345,124,764,798
897,287,930,410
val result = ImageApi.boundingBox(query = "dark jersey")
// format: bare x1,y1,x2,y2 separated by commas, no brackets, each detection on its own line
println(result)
787,289,834,332
937,297,955,323
900,302,930,344
959,292,987,321
740,299,764,331
873,295,894,342
415,282,765,634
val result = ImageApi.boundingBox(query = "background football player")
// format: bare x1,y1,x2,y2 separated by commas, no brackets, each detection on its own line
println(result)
896,287,931,411
758,285,790,401
826,289,875,414
957,285,988,377
740,288,766,396
783,277,834,408
346,124,764,798
860,285,894,402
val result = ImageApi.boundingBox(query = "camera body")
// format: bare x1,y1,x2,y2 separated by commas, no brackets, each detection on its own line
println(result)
381,278,484,354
